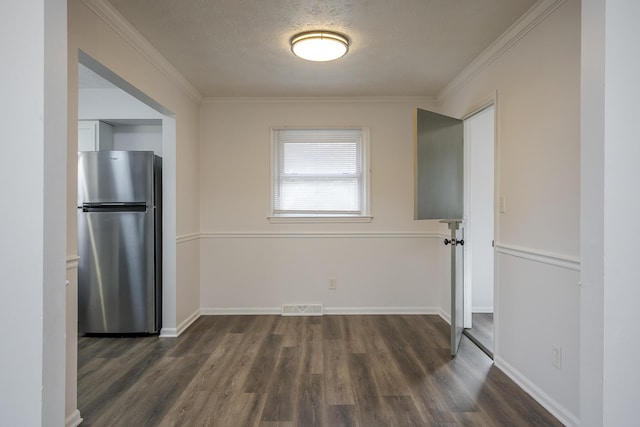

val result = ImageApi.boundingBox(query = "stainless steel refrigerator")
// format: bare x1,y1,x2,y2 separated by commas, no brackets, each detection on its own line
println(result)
77,151,162,334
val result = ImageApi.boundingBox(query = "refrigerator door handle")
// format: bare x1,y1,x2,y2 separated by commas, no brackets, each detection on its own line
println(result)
82,202,147,213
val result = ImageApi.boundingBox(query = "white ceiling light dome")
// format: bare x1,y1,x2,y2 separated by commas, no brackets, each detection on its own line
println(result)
290,31,349,62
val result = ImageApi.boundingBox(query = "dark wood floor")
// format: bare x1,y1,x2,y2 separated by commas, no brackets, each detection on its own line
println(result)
464,313,494,357
78,315,561,426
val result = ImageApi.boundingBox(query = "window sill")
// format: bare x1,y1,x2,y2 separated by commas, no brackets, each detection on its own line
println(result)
268,216,373,224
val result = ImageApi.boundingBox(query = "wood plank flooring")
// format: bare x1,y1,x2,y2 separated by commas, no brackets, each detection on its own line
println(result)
78,315,561,426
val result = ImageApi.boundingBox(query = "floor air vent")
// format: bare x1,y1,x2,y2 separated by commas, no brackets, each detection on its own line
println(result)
281,304,324,316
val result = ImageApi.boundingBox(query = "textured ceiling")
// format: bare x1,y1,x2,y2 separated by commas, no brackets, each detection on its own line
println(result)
107,0,537,97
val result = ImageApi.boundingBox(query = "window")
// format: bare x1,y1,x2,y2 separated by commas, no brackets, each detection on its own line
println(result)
270,127,370,222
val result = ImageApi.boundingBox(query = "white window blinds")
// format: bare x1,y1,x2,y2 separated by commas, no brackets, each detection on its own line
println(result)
272,128,367,216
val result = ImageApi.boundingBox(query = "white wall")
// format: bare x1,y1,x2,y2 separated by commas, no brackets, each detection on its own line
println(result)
199,99,443,313
0,1,67,426
438,0,581,424
579,0,605,423
601,1,640,422
113,125,163,155
581,1,640,425
78,87,161,120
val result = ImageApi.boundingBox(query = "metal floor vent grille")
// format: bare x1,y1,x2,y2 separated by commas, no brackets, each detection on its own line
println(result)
281,304,324,316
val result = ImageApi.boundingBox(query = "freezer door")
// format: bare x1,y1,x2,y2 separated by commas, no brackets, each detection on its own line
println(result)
78,208,157,333
78,151,155,205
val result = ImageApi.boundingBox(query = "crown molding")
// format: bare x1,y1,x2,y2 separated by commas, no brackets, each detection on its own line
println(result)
80,0,564,105
437,0,567,101
81,0,202,103
202,96,437,105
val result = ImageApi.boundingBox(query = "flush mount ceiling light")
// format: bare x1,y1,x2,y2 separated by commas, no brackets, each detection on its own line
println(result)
290,31,349,62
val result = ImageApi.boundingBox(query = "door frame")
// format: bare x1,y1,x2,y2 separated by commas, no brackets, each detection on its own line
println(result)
461,97,497,330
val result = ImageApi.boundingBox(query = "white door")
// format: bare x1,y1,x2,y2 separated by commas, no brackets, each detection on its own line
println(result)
415,108,464,356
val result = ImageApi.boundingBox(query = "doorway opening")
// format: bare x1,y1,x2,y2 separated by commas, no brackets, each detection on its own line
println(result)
77,51,177,336
414,104,496,357
462,104,495,358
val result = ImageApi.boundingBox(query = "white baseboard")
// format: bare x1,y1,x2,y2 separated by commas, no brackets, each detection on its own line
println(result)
438,309,451,325
159,327,177,338
472,307,494,313
160,309,201,338
201,307,281,315
65,409,83,427
177,309,201,335
324,307,440,315
200,307,441,316
493,356,579,427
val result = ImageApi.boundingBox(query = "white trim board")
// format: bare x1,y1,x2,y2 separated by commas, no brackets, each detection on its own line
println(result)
472,307,494,314
324,307,441,315
159,328,178,338
160,309,201,338
200,231,440,239
438,309,451,326
494,355,579,427
65,409,83,427
176,233,200,244
495,243,581,271
66,255,80,270
177,309,201,335
201,307,281,316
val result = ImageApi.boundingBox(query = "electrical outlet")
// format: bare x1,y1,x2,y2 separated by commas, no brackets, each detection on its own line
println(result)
552,345,562,369
329,278,337,290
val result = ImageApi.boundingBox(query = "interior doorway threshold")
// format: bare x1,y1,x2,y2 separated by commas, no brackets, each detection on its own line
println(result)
463,328,493,359
463,312,494,359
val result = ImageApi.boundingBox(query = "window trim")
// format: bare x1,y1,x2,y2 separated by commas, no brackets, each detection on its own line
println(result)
269,126,371,223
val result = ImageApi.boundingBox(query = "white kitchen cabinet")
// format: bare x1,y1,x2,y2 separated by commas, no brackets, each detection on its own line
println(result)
78,120,114,151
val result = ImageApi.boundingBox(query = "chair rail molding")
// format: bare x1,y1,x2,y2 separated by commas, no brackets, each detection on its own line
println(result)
176,232,200,244
199,231,440,239
66,255,80,270
495,242,580,272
